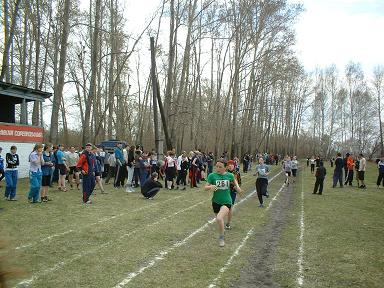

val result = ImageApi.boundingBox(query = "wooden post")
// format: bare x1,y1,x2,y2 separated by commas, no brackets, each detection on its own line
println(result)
150,37,163,158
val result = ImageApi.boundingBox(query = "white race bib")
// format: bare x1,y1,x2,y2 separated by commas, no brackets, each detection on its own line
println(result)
216,180,230,190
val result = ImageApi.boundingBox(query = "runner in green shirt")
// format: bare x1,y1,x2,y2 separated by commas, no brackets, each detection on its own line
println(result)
205,159,242,247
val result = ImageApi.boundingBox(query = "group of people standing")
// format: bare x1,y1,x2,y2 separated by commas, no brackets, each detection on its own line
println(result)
310,152,384,195
0,143,107,204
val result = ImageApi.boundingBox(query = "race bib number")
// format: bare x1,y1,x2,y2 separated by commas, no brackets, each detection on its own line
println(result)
216,180,230,189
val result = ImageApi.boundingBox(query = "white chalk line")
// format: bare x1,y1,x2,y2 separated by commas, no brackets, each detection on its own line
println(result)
113,171,283,288
297,170,305,286
14,176,259,251
207,182,286,288
15,198,206,287
14,195,184,250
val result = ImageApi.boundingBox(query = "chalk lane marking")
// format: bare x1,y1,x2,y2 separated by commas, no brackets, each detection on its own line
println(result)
207,182,286,288
15,177,259,251
15,199,206,287
297,170,305,286
113,171,283,288
14,195,184,250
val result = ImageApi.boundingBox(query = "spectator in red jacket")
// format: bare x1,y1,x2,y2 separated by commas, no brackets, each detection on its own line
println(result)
76,143,96,204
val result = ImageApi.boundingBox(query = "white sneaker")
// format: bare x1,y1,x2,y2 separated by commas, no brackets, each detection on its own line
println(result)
219,236,225,247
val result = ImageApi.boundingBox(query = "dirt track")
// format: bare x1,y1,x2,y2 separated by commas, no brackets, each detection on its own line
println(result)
230,182,296,288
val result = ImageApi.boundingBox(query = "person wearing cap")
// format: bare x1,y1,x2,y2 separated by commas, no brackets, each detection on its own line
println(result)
141,172,163,199
0,147,4,187
76,144,96,204
225,159,242,229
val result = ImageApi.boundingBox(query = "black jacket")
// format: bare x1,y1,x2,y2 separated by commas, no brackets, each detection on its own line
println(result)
6,153,19,169
141,178,163,196
335,157,343,171
316,166,327,178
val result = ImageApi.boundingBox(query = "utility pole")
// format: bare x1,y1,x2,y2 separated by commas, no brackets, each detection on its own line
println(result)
150,37,163,158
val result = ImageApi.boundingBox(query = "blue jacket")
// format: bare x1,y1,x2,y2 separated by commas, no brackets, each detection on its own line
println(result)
114,148,125,166
0,154,4,170
42,152,54,176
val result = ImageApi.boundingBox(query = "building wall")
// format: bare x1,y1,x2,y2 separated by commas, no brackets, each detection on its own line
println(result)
0,141,35,178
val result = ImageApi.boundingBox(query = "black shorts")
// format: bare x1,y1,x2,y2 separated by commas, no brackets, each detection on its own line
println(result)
42,175,51,186
212,202,232,214
57,164,67,175
292,169,297,177
69,166,78,175
285,171,291,177
358,171,365,180
166,167,176,181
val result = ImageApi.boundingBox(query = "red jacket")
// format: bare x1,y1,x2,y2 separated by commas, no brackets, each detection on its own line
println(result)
76,152,95,174
347,156,354,171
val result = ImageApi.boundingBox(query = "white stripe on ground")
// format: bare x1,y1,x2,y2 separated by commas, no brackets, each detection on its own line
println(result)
207,182,286,288
15,199,206,288
14,195,184,250
15,177,258,251
297,171,305,286
113,171,283,288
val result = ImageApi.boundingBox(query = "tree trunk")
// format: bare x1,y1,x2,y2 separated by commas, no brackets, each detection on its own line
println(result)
49,0,71,143
83,0,101,145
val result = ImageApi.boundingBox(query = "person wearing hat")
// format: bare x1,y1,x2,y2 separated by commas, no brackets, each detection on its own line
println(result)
225,159,242,229
76,143,96,204
0,147,4,187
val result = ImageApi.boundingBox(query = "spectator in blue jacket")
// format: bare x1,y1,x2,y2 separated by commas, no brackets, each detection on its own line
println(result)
114,143,125,188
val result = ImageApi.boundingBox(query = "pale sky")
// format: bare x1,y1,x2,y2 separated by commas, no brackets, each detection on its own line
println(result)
290,0,384,75
82,0,384,77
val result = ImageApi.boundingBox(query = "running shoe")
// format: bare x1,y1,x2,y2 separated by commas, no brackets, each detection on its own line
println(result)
258,203,264,208
225,223,231,230
219,236,225,247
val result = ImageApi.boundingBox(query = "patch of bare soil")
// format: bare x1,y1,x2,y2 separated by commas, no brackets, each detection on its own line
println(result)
230,183,296,288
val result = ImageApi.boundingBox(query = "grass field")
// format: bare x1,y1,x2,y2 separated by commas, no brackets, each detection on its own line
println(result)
0,162,383,288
